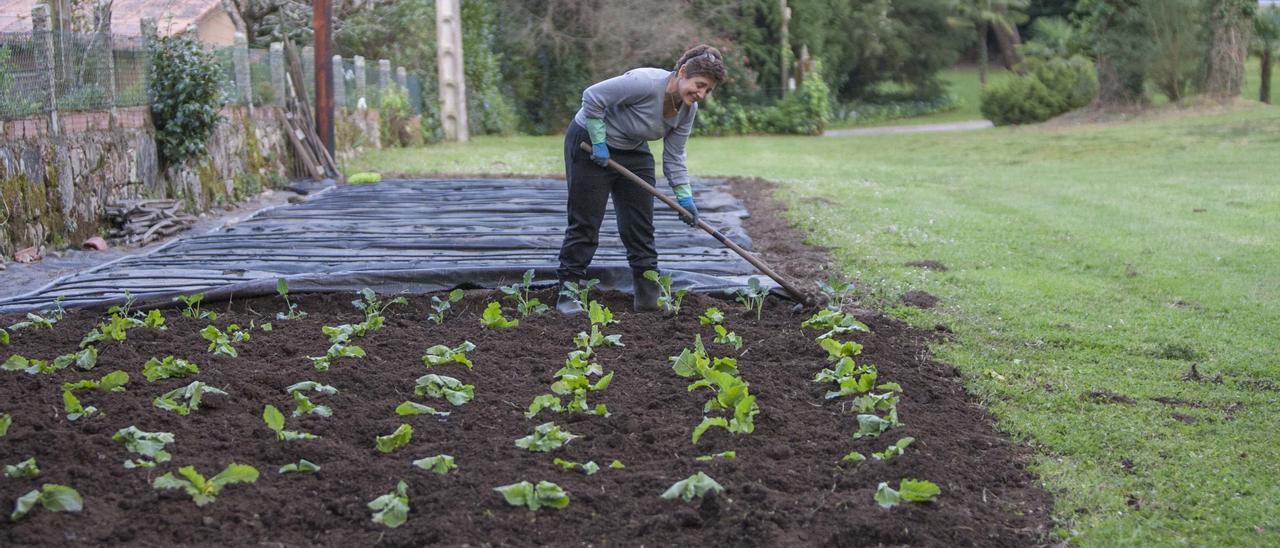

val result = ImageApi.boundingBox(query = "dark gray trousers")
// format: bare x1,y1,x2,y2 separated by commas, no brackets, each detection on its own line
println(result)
557,121,658,282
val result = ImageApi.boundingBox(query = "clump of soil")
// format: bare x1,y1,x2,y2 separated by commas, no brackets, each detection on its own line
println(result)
0,289,1051,546
901,290,940,309
1080,389,1136,405
905,260,949,272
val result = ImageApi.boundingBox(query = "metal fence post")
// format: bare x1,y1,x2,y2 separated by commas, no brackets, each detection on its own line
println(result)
353,55,367,108
332,55,346,109
269,41,285,106
31,4,58,134
233,32,251,106
95,0,117,110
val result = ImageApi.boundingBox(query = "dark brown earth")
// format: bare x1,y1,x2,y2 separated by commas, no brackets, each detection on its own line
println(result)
901,290,940,309
0,178,1053,546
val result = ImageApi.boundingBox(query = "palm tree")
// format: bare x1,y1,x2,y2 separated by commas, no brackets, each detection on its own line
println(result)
948,0,1030,87
1255,6,1280,103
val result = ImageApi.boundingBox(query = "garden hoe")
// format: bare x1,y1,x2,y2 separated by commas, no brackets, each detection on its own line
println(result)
577,142,813,306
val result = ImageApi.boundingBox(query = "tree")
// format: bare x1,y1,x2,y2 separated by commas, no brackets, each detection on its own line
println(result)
1200,0,1256,99
948,0,1030,87
1253,6,1280,103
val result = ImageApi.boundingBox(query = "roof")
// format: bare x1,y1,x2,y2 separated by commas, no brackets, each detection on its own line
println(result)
0,0,224,35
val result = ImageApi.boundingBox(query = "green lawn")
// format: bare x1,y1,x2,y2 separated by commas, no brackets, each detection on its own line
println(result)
347,104,1280,545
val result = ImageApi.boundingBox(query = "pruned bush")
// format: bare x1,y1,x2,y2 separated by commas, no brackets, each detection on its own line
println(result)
980,56,1097,126
1029,55,1099,112
148,33,225,166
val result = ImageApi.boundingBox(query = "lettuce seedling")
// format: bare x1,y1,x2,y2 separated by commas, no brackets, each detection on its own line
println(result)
308,343,365,371
842,451,867,462
4,347,97,375
375,424,413,453
421,341,476,369
10,484,82,520
428,288,465,325
691,417,728,444
734,277,769,322
154,381,227,415
395,401,450,417
853,412,901,439
873,437,915,461
550,372,613,415
515,422,579,452
275,278,307,320
643,270,688,316
368,480,410,528
573,325,623,351
279,459,320,474
494,480,570,511
285,381,338,395
525,394,563,418
7,310,61,331
286,381,337,417
695,451,736,462
558,278,600,314
610,460,625,469
0,414,11,437
4,458,39,479
414,374,474,405
175,292,216,320
142,356,199,382
552,458,599,475
153,464,259,506
112,426,174,469
200,324,249,357
712,324,743,350
874,479,941,509
802,309,870,340
62,370,129,393
500,269,550,317
413,454,457,475
556,351,604,377
698,307,725,325
62,390,97,421
661,472,724,502
263,405,318,441
851,392,900,414
587,300,616,327
480,302,519,329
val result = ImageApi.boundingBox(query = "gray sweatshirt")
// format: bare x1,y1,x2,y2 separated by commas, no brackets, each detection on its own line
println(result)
573,67,697,189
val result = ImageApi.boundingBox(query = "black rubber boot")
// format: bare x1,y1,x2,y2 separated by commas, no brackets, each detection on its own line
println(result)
633,270,661,313
556,281,584,316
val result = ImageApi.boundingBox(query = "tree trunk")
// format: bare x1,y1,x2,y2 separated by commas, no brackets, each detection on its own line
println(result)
1201,0,1253,99
992,4,1024,71
978,22,989,87
1262,49,1273,104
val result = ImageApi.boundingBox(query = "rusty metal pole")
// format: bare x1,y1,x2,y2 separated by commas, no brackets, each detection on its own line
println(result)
313,0,335,159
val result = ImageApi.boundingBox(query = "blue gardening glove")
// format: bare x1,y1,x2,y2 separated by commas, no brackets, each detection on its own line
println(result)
590,142,610,167
676,195,699,227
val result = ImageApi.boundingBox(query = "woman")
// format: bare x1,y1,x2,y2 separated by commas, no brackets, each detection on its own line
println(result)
556,44,727,314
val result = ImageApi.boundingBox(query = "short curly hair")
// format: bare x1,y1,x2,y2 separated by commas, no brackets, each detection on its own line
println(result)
675,44,727,83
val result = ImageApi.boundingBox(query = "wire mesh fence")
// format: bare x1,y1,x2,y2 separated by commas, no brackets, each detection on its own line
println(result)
0,32,50,119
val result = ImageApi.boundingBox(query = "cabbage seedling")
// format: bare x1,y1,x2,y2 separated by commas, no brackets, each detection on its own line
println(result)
275,278,307,320
414,374,474,405
712,325,743,350
413,454,457,475
4,347,97,375
817,275,855,311
695,451,736,462
552,458,599,475
874,479,941,509
698,307,725,325
112,426,174,469
200,324,249,357
10,484,82,520
368,480,410,527
4,457,39,479
643,270,687,316
515,422,579,452
558,279,600,313
62,370,129,393
62,390,97,421
500,269,550,317
853,411,902,439
0,414,11,437
174,292,216,320
278,459,320,474
587,301,616,326
375,424,413,453
142,356,199,382
263,405,319,441
573,325,623,351
495,480,570,510
872,437,915,461
0,328,8,345
395,401,450,417
661,472,724,502
480,302,519,329
152,464,259,506
421,341,476,369
286,381,337,417
154,382,227,415
428,288,464,324
841,451,866,462
352,288,408,326
734,277,768,322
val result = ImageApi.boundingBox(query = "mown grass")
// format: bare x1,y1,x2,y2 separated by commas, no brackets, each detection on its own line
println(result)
348,103,1280,546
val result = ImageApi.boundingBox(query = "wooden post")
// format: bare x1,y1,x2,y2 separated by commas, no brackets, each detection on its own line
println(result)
312,0,334,158
779,0,791,97
436,0,468,142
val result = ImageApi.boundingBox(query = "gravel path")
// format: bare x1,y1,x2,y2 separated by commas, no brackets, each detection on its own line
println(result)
823,119,993,137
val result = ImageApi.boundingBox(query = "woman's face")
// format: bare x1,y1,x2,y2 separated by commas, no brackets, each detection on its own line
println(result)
676,69,717,106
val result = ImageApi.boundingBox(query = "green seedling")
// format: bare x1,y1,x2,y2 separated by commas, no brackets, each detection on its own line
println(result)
142,356,199,382
347,171,381,184
8,309,62,331
153,464,258,506
558,278,600,313
713,324,743,350
414,374,474,405
368,480,410,528
495,480,570,511
661,472,724,502
557,350,604,377
278,460,320,474
853,411,902,439
698,307,725,325
200,324,249,357
422,341,476,369
81,293,166,347
480,302,519,329
154,381,227,415
873,437,915,461
610,460,625,469
842,451,867,462
62,390,97,421
817,275,855,311
395,401,450,417
375,424,413,453
175,292,216,320
552,458,599,475
515,422,579,452
500,269,550,317
308,342,365,371
4,458,39,479
734,277,769,322
643,270,688,316
10,484,82,521
573,324,623,351
5,347,97,375
263,405,318,441
0,328,8,345
112,426,174,469
802,309,869,340
62,371,129,393
286,381,337,417
695,451,737,462
413,454,457,475
525,394,563,418
352,288,408,327
428,288,465,325
274,278,307,320
874,479,941,509
550,372,613,416
0,414,11,437
851,391,901,414
587,300,616,326
823,366,880,400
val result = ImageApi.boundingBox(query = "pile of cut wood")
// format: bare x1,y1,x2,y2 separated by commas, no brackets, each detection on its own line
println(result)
105,200,196,246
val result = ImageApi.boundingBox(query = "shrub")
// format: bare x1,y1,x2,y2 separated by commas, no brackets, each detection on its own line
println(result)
148,33,225,167
378,86,421,147
980,76,1059,126
1029,55,1099,112
694,60,832,136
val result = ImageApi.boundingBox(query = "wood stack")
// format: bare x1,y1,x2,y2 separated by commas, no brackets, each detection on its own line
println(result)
105,200,197,245
282,40,340,181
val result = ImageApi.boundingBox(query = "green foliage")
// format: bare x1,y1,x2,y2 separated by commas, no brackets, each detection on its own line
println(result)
148,33,225,166
112,426,175,469
694,62,833,136
153,464,258,506
698,307,725,325
817,276,855,311
378,86,422,148
414,374,474,405
142,356,199,382
872,437,916,461
286,381,337,418
695,451,737,462
734,277,769,322
200,324,249,357
375,424,413,453
347,172,382,185
175,293,216,320
61,370,130,393
499,269,549,317
4,347,97,375
480,302,519,329
874,479,941,508
276,278,307,320
515,422,579,452
4,458,38,479
979,75,1060,126
154,381,227,415
552,458,600,475
263,404,319,441
429,289,465,324
671,335,760,442
558,279,599,314
494,480,570,510
643,270,688,316
712,324,743,350
62,390,97,421
395,401,450,417
279,460,320,474
413,454,457,475
368,480,410,528
10,484,82,521
461,0,519,136
421,341,476,369
661,471,724,502
0,414,10,437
